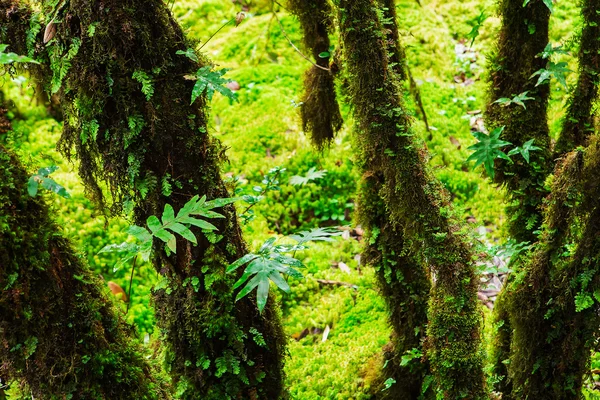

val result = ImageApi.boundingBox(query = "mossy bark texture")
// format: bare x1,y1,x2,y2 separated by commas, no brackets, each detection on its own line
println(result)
555,0,600,156
497,2,600,397
358,178,431,399
338,0,487,398
485,0,552,243
484,1,551,395
288,0,342,149
0,143,169,399
2,0,287,398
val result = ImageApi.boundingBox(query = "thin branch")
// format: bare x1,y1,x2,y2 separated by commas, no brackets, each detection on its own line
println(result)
271,2,330,72
126,256,138,314
200,18,235,50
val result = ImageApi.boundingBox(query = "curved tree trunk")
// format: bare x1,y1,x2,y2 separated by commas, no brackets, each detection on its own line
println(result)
337,0,487,397
1,1,287,398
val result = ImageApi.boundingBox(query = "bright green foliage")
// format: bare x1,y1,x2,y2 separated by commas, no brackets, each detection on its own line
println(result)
494,91,535,109
132,70,155,101
289,167,327,186
229,227,340,312
466,11,487,47
0,44,37,64
190,66,237,104
532,61,572,89
507,139,541,163
467,127,511,178
27,165,70,198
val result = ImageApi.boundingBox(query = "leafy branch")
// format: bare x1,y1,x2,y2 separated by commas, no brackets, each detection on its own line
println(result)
289,167,327,186
531,61,571,90
227,227,342,313
181,62,238,104
466,11,487,48
240,166,286,224
28,166,70,198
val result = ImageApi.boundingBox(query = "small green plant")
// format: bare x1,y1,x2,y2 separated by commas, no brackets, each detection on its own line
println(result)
467,127,541,178
467,127,512,178
538,43,569,60
493,91,535,109
100,195,236,262
185,65,238,104
0,44,39,65
27,166,70,198
132,70,154,101
239,166,286,224
289,167,327,186
532,61,571,89
466,11,487,47
227,227,341,313
507,138,541,163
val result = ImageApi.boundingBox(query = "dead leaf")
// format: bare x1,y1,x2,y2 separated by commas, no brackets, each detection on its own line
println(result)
44,20,57,44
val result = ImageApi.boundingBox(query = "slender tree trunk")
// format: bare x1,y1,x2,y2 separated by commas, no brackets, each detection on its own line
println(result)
1,0,287,398
0,105,169,398
337,0,487,398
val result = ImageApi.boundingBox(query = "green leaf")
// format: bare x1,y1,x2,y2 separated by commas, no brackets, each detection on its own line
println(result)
176,48,198,62
289,227,342,245
203,196,241,210
27,177,39,197
494,91,535,109
162,204,175,225
178,216,218,231
235,273,264,301
256,278,270,313
289,167,327,186
227,253,260,273
0,44,39,65
190,66,237,104
147,215,162,233
466,11,487,47
168,222,197,245
127,225,153,243
523,0,552,12
268,271,290,293
531,61,571,89
466,126,512,178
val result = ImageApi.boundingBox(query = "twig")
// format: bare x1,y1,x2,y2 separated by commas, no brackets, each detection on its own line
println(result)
407,63,431,133
316,279,358,289
200,18,235,50
270,1,330,72
126,256,138,314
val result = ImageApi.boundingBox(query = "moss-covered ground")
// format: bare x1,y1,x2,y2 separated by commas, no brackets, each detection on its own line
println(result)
3,0,598,398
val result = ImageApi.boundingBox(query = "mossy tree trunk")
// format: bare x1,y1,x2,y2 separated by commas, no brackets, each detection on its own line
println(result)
554,0,600,156
288,0,343,149
484,1,551,396
1,0,287,398
485,0,552,243
337,0,487,398
486,0,600,398
0,104,168,398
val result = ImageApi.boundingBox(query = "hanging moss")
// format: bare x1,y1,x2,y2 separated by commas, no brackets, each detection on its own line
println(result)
0,144,169,399
555,0,600,155
337,0,486,397
485,0,552,243
2,0,287,398
288,0,343,149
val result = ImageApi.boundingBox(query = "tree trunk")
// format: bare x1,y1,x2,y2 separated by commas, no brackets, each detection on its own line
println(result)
0,105,168,398
1,0,287,398
337,0,487,397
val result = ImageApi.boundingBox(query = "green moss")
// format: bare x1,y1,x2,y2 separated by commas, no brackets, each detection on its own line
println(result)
337,0,487,397
0,144,169,399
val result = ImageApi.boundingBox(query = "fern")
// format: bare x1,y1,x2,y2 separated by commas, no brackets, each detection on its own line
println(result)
289,167,327,186
188,66,237,104
132,70,154,101
27,166,70,199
